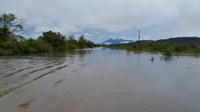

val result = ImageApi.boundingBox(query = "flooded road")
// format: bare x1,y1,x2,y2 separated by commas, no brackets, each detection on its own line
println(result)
1,48,200,112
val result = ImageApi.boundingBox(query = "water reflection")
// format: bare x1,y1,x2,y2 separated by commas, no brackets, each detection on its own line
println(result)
126,50,130,56
150,56,154,62
137,53,140,66
160,55,174,62
76,50,91,59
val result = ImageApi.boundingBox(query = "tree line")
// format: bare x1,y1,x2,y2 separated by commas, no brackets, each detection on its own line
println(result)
0,13,99,56
106,37,200,55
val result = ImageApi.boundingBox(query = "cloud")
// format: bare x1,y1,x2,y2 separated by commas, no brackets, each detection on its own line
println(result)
0,0,200,42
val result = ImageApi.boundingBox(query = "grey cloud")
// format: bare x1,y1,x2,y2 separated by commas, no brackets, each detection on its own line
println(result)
0,0,200,41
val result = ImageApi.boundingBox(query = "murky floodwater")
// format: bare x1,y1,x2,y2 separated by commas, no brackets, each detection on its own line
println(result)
1,48,200,112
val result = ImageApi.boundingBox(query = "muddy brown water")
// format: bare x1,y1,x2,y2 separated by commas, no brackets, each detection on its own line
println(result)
0,48,200,112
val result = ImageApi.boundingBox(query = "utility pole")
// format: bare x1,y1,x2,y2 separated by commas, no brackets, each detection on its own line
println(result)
138,30,141,46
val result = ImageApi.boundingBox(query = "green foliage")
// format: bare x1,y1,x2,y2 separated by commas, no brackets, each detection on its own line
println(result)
38,31,66,51
35,40,53,53
77,35,98,49
65,35,79,49
18,39,37,54
78,35,87,48
0,13,99,56
65,35,97,49
0,13,24,38
0,27,10,41
107,39,200,55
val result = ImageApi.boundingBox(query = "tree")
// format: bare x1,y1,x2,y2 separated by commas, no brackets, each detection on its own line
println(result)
38,31,66,51
65,35,79,49
78,35,87,48
0,13,24,40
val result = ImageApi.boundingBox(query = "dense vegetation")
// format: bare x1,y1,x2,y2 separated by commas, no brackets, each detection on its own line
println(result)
0,13,98,56
106,37,200,55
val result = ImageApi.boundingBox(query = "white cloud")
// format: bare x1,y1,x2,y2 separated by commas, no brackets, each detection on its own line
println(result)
141,35,154,40
0,0,200,41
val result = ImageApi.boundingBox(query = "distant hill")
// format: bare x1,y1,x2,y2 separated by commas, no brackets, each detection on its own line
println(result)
106,37,200,54
155,37,200,45
101,38,134,45
133,37,200,45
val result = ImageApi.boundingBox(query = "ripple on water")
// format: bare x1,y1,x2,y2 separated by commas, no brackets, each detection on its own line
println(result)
0,57,72,98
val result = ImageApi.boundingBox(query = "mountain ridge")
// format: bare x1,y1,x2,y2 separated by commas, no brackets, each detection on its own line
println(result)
136,37,200,45
101,38,134,45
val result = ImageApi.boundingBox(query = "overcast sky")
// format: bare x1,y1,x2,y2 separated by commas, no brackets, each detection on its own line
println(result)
1,0,200,43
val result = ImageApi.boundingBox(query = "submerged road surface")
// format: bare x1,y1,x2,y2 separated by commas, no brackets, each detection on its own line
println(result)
1,48,200,112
